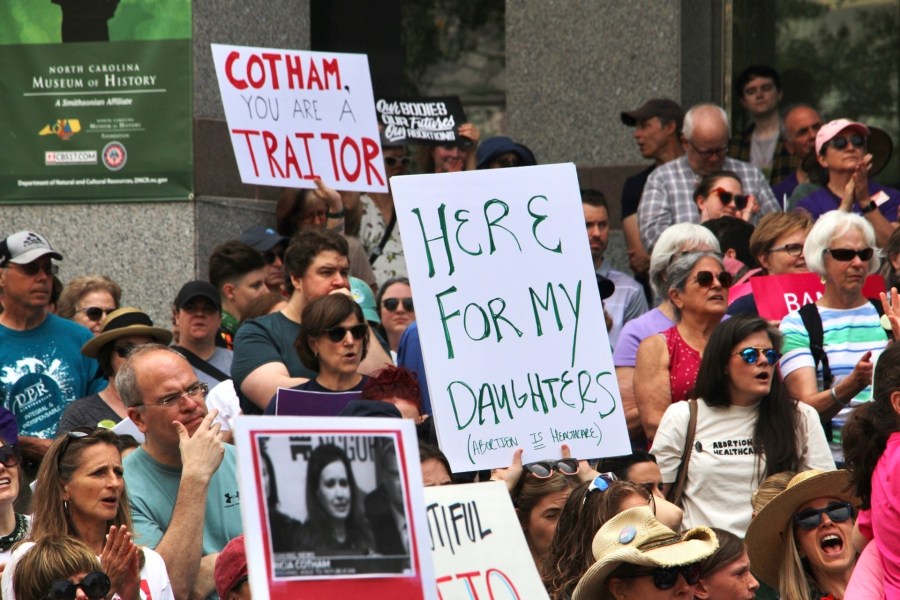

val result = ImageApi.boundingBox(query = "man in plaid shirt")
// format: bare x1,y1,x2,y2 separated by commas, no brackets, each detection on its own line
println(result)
638,103,781,250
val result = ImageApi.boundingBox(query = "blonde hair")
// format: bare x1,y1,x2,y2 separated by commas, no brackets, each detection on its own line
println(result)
780,529,814,600
751,471,796,515
14,536,101,600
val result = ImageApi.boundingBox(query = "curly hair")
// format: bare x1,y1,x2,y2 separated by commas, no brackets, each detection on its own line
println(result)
56,275,122,320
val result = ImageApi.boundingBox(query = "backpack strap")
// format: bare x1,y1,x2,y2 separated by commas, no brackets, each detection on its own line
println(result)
369,212,397,265
798,303,833,388
172,345,230,383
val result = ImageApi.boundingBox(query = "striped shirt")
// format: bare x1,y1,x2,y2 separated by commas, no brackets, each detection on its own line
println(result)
780,303,888,454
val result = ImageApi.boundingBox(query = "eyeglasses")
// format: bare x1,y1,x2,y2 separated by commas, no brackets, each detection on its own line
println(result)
181,302,218,315
793,501,854,530
688,140,728,159
824,247,874,262
382,297,414,312
48,571,111,600
56,427,97,475
324,324,368,343
384,156,411,168
523,459,580,478
583,473,618,505
143,382,209,408
7,261,58,277
76,306,115,322
492,156,522,168
710,187,749,211
828,134,866,151
693,270,733,288
769,243,804,257
622,563,702,590
112,342,139,359
0,445,20,468
264,248,284,264
733,347,781,365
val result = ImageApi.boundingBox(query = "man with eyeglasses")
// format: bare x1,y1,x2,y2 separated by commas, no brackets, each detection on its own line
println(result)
172,281,233,388
207,241,268,350
638,103,780,251
728,65,795,186
797,119,900,248
0,230,105,469
118,344,242,600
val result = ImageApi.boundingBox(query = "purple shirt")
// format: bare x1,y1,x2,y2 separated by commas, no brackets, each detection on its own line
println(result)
612,308,675,368
796,182,900,221
771,171,798,209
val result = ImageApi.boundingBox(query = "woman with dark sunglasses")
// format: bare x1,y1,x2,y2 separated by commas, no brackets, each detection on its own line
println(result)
570,505,718,600
653,316,833,537
694,170,757,223
2,428,173,600
56,275,122,336
779,211,888,465
282,294,371,400
375,277,415,359
796,119,900,248
634,251,731,440
13,536,110,600
745,470,857,599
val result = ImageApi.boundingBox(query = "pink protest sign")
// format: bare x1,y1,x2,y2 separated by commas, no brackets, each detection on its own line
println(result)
750,273,886,320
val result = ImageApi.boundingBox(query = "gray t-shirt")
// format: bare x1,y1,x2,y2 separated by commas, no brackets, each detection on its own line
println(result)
57,392,121,435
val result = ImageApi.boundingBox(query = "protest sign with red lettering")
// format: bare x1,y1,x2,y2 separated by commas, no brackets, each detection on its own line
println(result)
392,164,630,471
234,416,437,600
211,44,387,192
751,273,886,321
425,482,550,600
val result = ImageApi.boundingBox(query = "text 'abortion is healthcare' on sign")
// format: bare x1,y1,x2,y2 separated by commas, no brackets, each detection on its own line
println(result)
392,163,630,471
211,44,388,193
425,482,549,599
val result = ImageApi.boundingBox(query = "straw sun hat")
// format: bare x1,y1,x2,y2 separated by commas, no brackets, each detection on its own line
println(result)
81,307,172,358
744,469,858,589
571,506,718,600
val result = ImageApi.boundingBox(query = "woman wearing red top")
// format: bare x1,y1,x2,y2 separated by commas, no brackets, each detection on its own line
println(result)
634,251,731,439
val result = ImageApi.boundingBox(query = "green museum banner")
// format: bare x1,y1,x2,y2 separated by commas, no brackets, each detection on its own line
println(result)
0,1,192,203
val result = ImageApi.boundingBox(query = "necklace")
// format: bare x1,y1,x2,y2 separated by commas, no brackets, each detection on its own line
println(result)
0,513,28,551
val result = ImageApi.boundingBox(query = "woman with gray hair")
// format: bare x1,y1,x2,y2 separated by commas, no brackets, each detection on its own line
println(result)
780,210,889,464
634,250,731,440
614,224,720,443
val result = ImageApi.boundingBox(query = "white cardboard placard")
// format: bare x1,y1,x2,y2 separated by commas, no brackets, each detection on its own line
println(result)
392,163,630,471
211,44,388,193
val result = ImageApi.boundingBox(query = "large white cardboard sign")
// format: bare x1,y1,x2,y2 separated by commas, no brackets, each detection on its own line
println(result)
392,163,630,471
234,416,437,600
211,44,388,193
425,482,549,599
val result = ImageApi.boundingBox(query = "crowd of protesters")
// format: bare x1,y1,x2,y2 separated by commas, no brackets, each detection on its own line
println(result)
1,62,899,599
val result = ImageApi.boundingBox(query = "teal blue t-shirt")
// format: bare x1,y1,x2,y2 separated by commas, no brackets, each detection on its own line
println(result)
0,313,104,438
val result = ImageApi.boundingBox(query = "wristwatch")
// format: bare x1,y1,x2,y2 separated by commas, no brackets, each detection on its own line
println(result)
327,209,346,218
861,201,878,214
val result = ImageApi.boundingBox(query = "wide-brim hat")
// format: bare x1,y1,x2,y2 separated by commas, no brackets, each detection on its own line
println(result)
744,469,858,588
571,506,718,600
81,307,173,358
803,125,892,177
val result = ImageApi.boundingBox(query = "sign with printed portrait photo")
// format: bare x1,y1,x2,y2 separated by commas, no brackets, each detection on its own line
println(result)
234,416,437,600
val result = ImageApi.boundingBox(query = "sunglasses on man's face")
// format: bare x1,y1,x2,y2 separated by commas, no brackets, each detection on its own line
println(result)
264,248,284,264
828,134,866,151
710,187,750,210
0,445,20,469
9,261,58,277
693,270,733,288
382,297,414,312
824,247,874,262
384,156,411,168
77,306,115,322
324,323,368,343
733,347,781,365
48,571,111,600
622,563,702,590
793,501,854,530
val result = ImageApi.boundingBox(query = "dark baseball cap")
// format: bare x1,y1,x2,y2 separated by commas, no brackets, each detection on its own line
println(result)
620,99,685,132
238,226,288,253
174,280,221,311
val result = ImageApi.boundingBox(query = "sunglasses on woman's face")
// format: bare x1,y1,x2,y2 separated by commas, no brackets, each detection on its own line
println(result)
76,306,115,322
793,501,854,530
693,270,733,289
384,156,411,168
622,563,702,590
733,347,781,365
48,571,111,600
0,445,20,468
523,458,580,478
824,247,874,262
324,323,368,343
382,297,414,312
112,342,139,359
828,134,866,151
710,187,749,210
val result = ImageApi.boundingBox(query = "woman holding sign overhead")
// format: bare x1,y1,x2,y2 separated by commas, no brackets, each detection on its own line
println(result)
633,251,731,440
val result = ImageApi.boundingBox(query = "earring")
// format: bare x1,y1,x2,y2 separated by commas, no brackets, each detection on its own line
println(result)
64,500,69,513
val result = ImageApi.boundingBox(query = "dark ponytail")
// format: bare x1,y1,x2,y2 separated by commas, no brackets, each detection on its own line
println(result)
843,343,900,508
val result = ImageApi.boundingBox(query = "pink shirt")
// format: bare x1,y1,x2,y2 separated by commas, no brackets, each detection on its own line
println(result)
663,326,701,404
870,432,900,595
